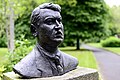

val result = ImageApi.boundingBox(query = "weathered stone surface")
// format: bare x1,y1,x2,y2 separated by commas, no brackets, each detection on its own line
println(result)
3,67,99,80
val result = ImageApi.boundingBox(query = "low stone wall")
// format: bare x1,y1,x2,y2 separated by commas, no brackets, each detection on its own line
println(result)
3,67,99,80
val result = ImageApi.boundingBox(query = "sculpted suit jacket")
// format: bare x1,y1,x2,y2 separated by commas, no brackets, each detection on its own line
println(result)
13,44,78,78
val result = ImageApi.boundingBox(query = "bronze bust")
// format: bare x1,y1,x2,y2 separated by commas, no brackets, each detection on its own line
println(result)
13,3,78,79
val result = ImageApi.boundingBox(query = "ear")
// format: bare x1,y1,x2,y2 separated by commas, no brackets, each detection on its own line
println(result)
30,24,38,37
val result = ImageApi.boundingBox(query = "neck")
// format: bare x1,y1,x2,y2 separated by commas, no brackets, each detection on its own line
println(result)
38,41,59,53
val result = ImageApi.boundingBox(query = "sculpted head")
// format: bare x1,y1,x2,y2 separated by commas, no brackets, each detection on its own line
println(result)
30,3,64,46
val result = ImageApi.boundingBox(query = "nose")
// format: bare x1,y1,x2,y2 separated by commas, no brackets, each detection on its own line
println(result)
55,20,60,26
55,20,61,29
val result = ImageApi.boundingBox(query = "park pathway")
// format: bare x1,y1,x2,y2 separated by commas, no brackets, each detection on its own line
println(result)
82,44,120,80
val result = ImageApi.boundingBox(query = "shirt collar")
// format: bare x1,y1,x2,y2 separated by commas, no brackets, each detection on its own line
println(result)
36,43,61,59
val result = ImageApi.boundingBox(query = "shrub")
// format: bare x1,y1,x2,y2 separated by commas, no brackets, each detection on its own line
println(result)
3,46,32,72
2,38,33,72
0,36,7,47
0,66,6,79
101,37,120,47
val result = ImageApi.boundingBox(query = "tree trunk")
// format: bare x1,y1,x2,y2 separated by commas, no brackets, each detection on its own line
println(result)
9,1,14,52
6,23,10,50
76,37,80,50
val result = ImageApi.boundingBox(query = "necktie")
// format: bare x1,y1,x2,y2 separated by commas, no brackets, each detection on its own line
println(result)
54,56,63,75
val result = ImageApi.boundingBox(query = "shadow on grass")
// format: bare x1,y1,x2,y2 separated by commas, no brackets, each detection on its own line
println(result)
61,48,90,51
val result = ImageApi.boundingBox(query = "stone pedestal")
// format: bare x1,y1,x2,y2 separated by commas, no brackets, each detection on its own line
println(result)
3,67,99,80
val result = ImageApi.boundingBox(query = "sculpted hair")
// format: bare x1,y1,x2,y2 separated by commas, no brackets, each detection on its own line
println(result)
30,3,61,27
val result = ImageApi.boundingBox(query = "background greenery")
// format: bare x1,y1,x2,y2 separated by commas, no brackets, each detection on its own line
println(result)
0,48,8,64
88,42,120,55
60,47,98,69
1,0,118,48
1,0,120,79
101,36,120,47
0,46,98,79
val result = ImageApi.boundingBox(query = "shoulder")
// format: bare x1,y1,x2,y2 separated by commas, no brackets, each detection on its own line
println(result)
60,51,78,63
13,47,42,78
59,51,78,72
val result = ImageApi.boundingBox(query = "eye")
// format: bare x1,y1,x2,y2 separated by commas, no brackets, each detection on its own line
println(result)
57,18,62,23
44,18,55,25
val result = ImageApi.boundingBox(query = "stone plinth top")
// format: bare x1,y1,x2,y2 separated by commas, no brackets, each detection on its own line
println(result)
3,67,99,80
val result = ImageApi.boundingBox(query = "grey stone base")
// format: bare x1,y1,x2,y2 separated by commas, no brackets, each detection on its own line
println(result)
3,67,99,80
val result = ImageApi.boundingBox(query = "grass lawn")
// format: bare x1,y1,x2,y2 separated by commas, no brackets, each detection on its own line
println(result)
0,47,98,69
0,48,8,65
87,43,102,48
88,43,120,55
59,47,98,69
0,47,99,79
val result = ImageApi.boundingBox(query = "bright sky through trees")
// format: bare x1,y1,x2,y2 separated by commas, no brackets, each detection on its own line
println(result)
104,0,120,7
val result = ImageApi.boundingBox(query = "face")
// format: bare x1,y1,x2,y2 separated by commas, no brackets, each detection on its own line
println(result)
37,9,64,44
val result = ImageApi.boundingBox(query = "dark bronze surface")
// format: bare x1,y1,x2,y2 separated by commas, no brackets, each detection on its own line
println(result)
13,3,78,79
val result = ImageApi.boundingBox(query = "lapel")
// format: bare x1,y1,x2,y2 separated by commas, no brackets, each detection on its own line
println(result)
34,47,53,77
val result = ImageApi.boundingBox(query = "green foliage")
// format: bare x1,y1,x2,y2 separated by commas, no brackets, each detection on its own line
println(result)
53,0,111,43
3,38,33,72
0,48,8,66
0,0,49,48
59,39,75,47
109,6,120,35
0,35,7,47
15,0,50,41
0,66,6,79
101,37,120,47
0,1,7,47
15,35,33,48
0,0,111,50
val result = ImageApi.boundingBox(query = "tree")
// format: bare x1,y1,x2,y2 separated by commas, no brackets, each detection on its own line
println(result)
53,0,110,49
0,0,48,51
0,0,20,51
14,0,49,41
109,6,120,35
0,0,11,48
